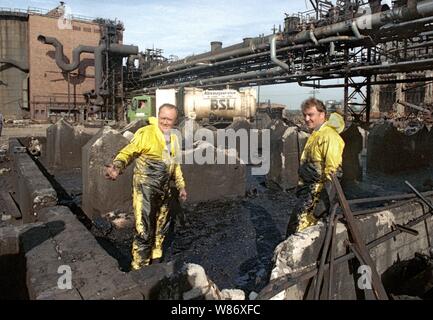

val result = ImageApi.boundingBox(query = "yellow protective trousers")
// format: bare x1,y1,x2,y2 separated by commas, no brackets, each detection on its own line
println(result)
112,117,186,270
286,183,325,236
131,159,172,270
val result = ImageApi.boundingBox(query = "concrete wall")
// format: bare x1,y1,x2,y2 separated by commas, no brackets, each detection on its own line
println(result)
0,206,143,299
46,119,97,169
8,138,57,223
269,198,433,300
181,142,246,203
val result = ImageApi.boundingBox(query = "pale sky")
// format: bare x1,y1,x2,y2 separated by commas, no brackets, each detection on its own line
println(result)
3,0,388,108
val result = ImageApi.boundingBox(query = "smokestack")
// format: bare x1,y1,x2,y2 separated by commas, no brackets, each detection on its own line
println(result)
243,38,252,45
210,41,222,53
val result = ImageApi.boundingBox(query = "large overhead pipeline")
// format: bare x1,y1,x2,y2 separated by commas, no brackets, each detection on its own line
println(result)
143,56,433,91
141,0,433,81
143,38,270,78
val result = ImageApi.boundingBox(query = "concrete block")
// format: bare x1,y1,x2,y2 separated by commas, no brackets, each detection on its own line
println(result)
46,119,96,170
341,124,363,182
224,119,252,160
9,139,57,223
119,119,147,135
82,127,133,220
220,289,245,300
21,205,143,300
367,122,433,174
181,142,246,203
266,123,308,190
254,110,272,130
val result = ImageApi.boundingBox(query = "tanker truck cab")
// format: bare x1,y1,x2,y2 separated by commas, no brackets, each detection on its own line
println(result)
127,95,156,123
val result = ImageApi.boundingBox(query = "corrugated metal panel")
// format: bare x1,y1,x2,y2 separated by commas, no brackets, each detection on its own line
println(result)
0,13,29,120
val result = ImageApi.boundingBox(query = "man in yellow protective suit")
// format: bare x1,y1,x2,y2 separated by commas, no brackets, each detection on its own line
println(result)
286,98,345,236
105,104,187,270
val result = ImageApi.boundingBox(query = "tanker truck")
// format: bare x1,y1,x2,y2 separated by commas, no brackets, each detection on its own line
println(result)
126,87,257,126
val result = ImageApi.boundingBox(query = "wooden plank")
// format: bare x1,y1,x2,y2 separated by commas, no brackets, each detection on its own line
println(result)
0,191,22,219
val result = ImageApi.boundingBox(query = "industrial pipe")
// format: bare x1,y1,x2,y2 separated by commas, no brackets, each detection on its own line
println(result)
143,38,271,77
270,34,291,71
288,0,433,45
94,43,139,102
141,0,433,82
140,42,316,83
37,35,95,72
0,58,29,72
38,35,138,104
397,99,432,114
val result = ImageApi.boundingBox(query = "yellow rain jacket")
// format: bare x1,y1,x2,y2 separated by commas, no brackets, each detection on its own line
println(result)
112,117,185,270
294,112,345,232
113,117,185,190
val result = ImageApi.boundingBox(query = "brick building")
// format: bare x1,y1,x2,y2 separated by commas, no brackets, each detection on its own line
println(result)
0,3,121,122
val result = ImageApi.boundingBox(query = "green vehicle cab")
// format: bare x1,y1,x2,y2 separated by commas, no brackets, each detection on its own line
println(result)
127,95,156,123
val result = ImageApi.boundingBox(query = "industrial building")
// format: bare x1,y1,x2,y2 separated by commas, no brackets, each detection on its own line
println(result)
0,3,124,122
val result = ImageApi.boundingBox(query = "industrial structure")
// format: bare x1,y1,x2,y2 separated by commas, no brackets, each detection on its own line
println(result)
0,2,135,122
3,0,433,123
123,0,433,123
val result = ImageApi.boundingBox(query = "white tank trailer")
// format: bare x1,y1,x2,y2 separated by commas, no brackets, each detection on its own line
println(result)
181,87,257,121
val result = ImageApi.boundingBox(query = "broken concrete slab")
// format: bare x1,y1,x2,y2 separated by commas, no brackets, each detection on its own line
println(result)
266,122,309,191
267,195,433,300
181,142,246,203
0,191,21,219
19,206,143,300
82,127,133,220
46,119,97,170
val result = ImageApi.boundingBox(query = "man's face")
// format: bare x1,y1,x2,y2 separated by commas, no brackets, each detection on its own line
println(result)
303,106,326,131
158,107,177,133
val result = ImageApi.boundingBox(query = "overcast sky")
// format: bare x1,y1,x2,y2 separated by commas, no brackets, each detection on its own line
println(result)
4,0,390,108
